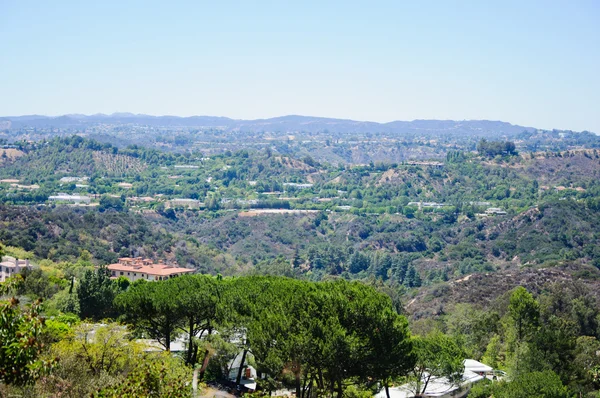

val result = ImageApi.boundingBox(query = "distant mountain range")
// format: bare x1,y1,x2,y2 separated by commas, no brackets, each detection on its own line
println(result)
0,113,542,136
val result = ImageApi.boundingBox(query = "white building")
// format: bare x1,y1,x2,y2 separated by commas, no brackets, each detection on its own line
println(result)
228,350,258,392
463,359,493,376
485,207,507,215
375,359,490,398
59,176,89,183
283,183,313,189
107,257,194,282
407,202,448,209
48,194,91,203
166,198,202,209
0,257,32,282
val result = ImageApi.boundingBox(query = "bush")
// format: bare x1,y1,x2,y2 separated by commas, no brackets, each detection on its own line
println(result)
491,370,570,398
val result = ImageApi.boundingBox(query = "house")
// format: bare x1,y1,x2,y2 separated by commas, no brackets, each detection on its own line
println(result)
174,165,199,169
10,183,40,190
463,359,494,377
107,257,194,282
166,198,202,209
405,161,445,169
48,194,91,203
228,350,258,392
468,201,491,207
137,338,187,353
375,359,490,398
407,202,447,210
0,257,32,282
59,176,89,183
283,183,313,189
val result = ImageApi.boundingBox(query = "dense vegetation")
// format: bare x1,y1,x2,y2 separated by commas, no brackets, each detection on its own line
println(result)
2,262,599,397
1,133,600,396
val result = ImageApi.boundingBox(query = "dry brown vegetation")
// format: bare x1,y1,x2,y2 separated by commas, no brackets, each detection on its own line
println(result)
407,265,600,320
0,148,24,162
276,156,315,171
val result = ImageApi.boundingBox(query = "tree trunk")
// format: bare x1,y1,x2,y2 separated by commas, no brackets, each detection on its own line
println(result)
187,317,195,365
192,367,200,398
306,378,313,398
295,371,301,398
336,379,343,398
318,369,325,391
191,342,199,365
385,384,390,398
420,374,431,397
301,375,310,398
165,327,171,352
198,349,211,381
236,347,248,386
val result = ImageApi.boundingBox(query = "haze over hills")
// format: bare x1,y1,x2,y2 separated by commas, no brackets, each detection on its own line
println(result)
0,113,547,136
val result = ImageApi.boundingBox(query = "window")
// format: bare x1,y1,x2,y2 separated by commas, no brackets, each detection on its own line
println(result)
120,271,123,275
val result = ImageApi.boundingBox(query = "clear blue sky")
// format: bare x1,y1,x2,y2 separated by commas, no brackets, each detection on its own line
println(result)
1,0,599,132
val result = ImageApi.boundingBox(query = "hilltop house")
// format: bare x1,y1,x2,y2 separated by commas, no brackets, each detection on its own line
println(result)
107,257,194,282
0,257,32,282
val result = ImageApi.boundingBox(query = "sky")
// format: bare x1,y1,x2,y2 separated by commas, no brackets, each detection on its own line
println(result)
1,0,599,132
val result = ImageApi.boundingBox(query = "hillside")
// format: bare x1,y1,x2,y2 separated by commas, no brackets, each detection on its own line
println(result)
1,136,600,397
406,265,600,320
0,136,600,305
0,137,147,182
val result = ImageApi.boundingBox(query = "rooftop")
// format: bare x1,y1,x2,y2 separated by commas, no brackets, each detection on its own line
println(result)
108,257,194,277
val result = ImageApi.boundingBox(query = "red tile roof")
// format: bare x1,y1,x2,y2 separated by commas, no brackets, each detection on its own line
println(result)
108,258,194,277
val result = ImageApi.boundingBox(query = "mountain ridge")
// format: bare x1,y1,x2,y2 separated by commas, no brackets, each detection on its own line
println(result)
0,113,547,135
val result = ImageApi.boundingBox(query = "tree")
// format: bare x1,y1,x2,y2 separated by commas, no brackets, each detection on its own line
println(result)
508,286,540,343
18,267,63,299
170,275,222,366
410,331,465,397
115,280,183,351
477,139,518,157
230,277,415,398
404,265,422,288
99,195,125,212
93,352,191,398
0,298,55,386
46,323,191,398
491,370,569,398
348,251,369,274
51,323,143,377
573,336,600,391
369,308,415,398
77,266,117,320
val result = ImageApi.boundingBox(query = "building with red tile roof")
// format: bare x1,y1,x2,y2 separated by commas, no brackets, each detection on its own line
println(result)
108,257,194,282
